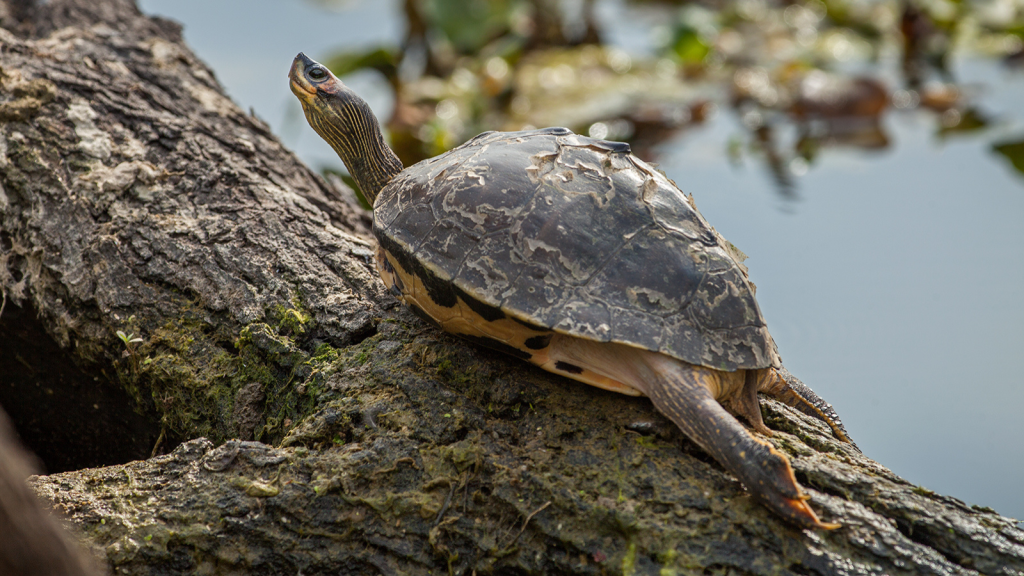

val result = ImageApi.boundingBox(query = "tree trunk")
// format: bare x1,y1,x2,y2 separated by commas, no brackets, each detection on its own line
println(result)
2,1,1023,574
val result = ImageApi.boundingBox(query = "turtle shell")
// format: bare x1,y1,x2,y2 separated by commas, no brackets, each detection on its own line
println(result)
373,127,780,371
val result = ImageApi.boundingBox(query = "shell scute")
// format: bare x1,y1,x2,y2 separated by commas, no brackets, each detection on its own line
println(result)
640,171,716,244
415,217,479,279
374,153,457,231
661,312,707,363
702,325,775,369
607,305,666,351
503,263,567,311
586,227,701,317
510,188,648,288
458,239,521,304
434,143,543,235
552,298,612,342
689,260,763,330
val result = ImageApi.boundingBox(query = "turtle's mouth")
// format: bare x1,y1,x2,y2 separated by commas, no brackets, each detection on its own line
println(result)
289,77,316,102
288,55,318,102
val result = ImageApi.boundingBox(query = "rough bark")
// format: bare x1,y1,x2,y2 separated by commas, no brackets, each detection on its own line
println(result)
2,1,1023,575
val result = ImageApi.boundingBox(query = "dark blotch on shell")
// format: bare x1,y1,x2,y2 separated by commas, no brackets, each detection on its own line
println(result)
524,334,553,350
454,285,505,321
378,233,457,309
554,361,584,375
460,334,533,361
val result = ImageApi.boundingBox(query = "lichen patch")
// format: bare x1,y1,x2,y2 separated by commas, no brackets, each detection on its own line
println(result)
186,81,239,117
78,161,161,192
146,38,184,67
66,98,113,159
100,59,133,78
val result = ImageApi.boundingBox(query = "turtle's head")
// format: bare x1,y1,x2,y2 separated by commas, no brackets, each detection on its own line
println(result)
289,53,350,108
289,53,402,205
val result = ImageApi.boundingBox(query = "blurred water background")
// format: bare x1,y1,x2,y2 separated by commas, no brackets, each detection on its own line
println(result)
138,0,1024,522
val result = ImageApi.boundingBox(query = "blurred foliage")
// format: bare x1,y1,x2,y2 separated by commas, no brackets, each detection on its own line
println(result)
993,138,1024,177
417,0,527,54
668,24,711,64
313,0,1024,196
324,47,399,80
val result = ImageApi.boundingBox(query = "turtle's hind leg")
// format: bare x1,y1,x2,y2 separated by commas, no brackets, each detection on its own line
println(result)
637,355,839,530
721,370,774,437
757,367,858,449
544,336,837,529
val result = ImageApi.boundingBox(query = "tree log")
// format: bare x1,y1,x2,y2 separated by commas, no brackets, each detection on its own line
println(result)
2,0,1023,574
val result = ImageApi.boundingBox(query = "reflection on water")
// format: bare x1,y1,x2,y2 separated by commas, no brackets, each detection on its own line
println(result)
138,0,1024,521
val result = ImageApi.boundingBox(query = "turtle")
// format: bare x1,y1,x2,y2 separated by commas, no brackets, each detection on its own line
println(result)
289,52,853,529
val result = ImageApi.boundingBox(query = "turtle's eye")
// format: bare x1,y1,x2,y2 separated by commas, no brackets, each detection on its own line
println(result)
308,67,327,81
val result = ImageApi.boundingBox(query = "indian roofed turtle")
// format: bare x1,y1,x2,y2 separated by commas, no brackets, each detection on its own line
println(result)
289,53,852,529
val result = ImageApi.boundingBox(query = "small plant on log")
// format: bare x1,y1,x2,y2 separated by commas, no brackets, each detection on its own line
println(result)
116,330,145,375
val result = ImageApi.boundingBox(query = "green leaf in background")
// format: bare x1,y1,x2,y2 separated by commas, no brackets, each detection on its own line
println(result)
670,26,710,64
323,47,399,81
936,107,989,138
422,0,525,55
992,138,1024,179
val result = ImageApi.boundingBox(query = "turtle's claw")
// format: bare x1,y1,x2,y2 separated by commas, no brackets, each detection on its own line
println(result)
755,490,841,530
736,435,840,530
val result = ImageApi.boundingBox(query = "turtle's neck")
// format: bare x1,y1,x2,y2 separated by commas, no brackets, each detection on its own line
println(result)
304,89,403,205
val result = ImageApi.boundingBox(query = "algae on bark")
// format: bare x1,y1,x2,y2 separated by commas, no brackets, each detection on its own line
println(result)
32,332,1024,574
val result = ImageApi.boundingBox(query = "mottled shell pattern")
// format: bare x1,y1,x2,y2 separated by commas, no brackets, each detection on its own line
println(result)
374,127,781,371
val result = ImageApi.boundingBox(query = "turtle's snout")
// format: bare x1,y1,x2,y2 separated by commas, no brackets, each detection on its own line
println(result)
288,54,302,81
289,53,320,99
295,52,315,69
289,53,309,80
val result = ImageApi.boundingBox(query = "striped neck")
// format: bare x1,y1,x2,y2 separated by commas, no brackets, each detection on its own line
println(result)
305,90,403,205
